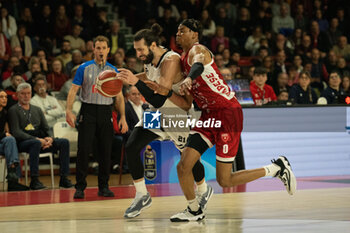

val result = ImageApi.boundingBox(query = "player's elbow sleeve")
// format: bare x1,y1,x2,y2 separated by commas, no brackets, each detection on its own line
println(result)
148,94,167,108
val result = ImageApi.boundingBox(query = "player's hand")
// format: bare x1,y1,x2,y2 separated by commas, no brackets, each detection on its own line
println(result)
179,77,192,96
117,68,139,85
66,110,76,128
118,117,128,134
144,80,170,96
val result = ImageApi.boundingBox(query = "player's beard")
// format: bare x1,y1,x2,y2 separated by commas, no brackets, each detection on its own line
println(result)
143,50,154,64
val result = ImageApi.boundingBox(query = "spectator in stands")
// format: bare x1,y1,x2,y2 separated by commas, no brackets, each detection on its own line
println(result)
47,58,68,91
0,7,17,39
272,3,294,35
24,57,41,81
235,7,253,49
296,34,312,58
336,57,350,77
31,77,64,129
245,26,265,56
35,48,49,73
273,72,290,96
332,36,350,61
72,4,91,40
252,46,269,66
158,0,180,21
95,8,109,37
290,28,303,51
158,7,177,48
56,40,72,68
9,82,73,190
10,25,32,59
254,7,272,33
325,50,338,74
65,49,84,76
310,48,328,85
292,55,303,73
0,22,11,62
220,67,233,81
83,40,93,61
310,20,331,56
320,71,343,104
272,50,287,85
0,89,29,191
63,24,85,52
214,54,225,70
289,71,317,104
262,56,274,81
336,8,346,35
250,67,277,106
277,90,289,103
287,65,299,86
294,3,309,31
200,9,216,47
271,33,293,58
18,7,35,38
227,61,241,79
107,20,126,55
125,56,139,74
11,46,28,73
1,56,19,81
57,65,80,101
54,5,71,42
326,18,342,47
35,4,54,53
125,85,145,133
111,51,126,69
222,48,231,66
341,74,350,96
215,7,234,37
5,73,23,109
314,9,328,32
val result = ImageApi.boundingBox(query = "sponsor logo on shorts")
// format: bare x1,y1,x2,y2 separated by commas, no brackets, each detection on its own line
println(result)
221,133,230,143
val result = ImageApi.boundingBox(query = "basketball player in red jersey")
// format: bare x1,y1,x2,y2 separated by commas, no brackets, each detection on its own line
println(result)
170,19,297,222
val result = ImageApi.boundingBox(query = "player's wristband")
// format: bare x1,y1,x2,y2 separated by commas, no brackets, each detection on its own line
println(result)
188,62,204,80
166,89,173,98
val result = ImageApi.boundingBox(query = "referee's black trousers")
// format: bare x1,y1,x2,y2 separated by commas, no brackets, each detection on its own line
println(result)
75,103,113,191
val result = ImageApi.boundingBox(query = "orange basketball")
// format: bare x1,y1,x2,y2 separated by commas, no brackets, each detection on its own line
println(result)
95,70,123,97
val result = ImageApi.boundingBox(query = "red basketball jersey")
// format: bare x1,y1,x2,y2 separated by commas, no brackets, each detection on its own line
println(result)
181,43,241,110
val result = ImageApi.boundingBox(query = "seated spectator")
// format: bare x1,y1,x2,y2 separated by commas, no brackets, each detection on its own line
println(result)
56,40,72,69
289,71,317,104
336,57,350,77
54,5,71,42
10,25,32,59
310,48,328,91
252,46,269,67
11,46,28,72
324,50,338,74
111,51,126,69
211,26,229,54
47,58,68,91
292,55,304,74
214,54,225,70
271,33,293,58
0,7,17,39
200,9,216,46
0,89,29,191
340,74,350,95
272,3,294,36
0,22,11,62
320,71,343,104
271,50,288,86
250,67,277,106
24,57,41,81
220,67,233,81
273,72,290,96
83,40,93,61
227,61,241,79
30,77,64,129
314,9,328,32
34,48,49,73
106,20,126,55
332,36,350,61
310,20,332,57
63,24,86,52
57,65,80,101
125,85,146,133
277,90,289,102
296,34,312,58
244,26,265,55
5,73,23,109
287,65,299,86
326,18,342,47
1,56,20,81
8,83,73,190
65,49,85,76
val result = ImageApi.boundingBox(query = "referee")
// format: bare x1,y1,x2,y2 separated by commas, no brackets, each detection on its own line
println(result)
66,35,128,199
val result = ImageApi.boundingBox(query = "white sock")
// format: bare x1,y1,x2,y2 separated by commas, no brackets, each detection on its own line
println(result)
188,198,199,212
263,163,280,177
134,179,147,195
196,181,207,195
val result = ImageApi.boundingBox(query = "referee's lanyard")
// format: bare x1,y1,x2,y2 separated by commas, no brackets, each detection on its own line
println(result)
19,104,35,131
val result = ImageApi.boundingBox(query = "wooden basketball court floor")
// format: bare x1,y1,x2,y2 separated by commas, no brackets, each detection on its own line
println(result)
0,174,349,233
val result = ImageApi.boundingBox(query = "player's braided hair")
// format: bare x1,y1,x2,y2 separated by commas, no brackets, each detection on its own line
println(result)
134,23,163,46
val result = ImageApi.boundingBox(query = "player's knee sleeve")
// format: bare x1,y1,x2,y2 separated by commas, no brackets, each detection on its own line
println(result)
192,160,205,182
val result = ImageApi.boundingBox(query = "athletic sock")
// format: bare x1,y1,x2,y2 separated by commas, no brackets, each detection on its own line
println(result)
188,198,199,212
196,181,207,195
134,179,148,196
263,163,280,177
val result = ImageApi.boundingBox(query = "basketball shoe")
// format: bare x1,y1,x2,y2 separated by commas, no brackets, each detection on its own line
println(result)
272,156,297,195
124,192,152,218
197,184,214,210
170,206,205,222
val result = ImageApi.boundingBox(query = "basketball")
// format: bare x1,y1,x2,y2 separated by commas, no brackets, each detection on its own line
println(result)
95,70,123,97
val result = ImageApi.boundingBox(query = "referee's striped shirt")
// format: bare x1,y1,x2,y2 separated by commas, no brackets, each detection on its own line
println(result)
73,60,119,105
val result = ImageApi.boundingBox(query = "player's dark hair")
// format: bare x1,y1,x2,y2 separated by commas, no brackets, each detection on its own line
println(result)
134,23,163,46
180,19,203,40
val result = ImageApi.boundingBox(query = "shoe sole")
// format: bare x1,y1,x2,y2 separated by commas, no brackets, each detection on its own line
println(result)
280,156,297,195
124,200,152,218
170,214,205,222
200,186,214,210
